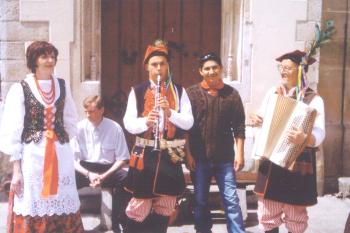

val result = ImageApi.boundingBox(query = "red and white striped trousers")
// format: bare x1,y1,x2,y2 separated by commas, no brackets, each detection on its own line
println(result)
258,197,309,233
125,196,177,222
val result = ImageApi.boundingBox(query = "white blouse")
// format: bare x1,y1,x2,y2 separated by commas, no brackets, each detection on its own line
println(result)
0,74,80,217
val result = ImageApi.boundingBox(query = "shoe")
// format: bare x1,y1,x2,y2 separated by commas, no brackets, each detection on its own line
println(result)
265,227,279,233
112,224,121,233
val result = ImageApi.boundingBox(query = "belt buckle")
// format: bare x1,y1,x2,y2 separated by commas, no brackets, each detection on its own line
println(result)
160,139,167,150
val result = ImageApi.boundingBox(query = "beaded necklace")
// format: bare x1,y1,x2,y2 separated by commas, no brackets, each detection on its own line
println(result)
34,75,56,105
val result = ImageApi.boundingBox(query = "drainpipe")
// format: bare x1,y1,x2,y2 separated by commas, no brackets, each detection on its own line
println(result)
340,0,349,175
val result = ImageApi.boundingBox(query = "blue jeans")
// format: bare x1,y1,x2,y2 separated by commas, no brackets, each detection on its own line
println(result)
193,161,245,233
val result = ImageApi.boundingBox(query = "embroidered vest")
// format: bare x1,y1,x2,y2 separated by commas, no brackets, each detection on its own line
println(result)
21,78,69,144
133,80,184,139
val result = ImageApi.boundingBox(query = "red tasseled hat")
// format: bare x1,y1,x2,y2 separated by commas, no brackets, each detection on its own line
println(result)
143,40,169,64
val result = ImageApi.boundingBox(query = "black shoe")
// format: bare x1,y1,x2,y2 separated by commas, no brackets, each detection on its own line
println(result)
265,227,279,233
125,218,144,233
147,213,169,233
112,224,121,233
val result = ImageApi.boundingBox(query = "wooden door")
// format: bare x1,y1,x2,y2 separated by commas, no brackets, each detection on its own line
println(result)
101,0,221,123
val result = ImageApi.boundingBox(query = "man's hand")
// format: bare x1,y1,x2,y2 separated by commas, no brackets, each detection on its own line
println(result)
98,173,109,183
185,153,196,172
87,171,101,188
286,127,307,145
146,109,159,128
234,137,245,172
234,155,245,172
249,113,263,127
159,96,172,117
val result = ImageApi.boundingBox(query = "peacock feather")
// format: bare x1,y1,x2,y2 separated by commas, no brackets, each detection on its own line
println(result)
297,20,335,101
306,20,335,62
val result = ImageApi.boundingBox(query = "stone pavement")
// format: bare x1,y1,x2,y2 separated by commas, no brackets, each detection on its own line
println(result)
1,194,349,233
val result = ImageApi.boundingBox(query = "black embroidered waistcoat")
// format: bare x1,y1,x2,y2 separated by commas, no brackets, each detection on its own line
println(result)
21,78,69,144
124,80,186,198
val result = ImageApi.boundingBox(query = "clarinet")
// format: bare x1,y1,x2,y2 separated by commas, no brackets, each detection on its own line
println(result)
153,74,162,151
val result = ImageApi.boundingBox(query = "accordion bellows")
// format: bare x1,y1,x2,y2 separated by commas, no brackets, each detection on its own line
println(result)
253,94,317,169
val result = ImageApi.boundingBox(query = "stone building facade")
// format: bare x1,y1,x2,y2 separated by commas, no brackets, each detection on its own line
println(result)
0,0,348,193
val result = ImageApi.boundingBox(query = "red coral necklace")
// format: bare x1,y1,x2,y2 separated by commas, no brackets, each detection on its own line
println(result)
34,75,55,105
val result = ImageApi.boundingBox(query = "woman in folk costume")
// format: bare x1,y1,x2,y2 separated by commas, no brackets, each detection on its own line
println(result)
251,50,326,233
0,41,84,233
123,39,193,233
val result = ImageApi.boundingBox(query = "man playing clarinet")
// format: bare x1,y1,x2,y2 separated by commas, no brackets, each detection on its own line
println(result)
122,39,193,233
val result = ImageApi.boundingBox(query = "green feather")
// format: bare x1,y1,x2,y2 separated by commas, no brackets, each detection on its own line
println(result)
306,20,335,60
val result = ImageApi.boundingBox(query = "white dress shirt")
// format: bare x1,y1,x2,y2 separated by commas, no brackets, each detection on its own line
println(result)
72,117,130,164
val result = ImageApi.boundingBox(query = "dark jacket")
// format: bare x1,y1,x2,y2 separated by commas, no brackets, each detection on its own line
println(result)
186,83,245,162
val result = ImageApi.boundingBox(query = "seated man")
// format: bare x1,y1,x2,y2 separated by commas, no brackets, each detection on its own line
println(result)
72,95,130,233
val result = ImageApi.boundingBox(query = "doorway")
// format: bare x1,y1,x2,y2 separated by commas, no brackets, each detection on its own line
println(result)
101,0,221,122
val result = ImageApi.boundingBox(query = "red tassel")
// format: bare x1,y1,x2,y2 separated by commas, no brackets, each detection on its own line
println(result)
136,154,144,171
129,154,137,168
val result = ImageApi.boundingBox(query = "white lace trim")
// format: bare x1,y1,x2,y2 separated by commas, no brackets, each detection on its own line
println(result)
13,175,81,217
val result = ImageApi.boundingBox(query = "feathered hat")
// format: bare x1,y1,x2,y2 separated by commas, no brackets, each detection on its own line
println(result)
276,20,335,101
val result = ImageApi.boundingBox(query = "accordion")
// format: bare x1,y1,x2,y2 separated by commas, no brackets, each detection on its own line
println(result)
253,94,317,169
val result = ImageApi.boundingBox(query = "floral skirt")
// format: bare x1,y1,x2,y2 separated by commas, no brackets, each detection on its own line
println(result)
7,191,84,233
11,212,84,233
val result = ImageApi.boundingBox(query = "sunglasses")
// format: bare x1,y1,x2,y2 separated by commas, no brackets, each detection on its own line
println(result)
199,53,219,62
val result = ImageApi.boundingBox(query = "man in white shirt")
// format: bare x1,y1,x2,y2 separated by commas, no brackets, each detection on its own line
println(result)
122,39,193,233
72,95,130,233
251,50,326,233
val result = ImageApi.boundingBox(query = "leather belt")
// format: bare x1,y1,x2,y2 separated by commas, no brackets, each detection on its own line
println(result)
135,136,186,150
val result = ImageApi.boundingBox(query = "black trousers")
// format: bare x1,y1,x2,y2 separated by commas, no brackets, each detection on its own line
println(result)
75,161,131,230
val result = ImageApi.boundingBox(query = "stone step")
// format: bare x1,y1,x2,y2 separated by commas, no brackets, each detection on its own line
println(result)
338,177,350,198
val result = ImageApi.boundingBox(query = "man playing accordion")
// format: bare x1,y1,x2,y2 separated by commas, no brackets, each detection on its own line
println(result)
251,50,326,233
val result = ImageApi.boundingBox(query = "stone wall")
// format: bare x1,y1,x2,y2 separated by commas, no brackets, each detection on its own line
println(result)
0,0,48,98
319,0,350,192
0,0,49,194
246,0,322,114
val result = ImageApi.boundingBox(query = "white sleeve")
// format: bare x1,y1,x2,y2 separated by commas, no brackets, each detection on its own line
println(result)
123,89,149,134
309,95,326,147
70,136,81,160
114,124,130,160
257,88,276,117
63,81,79,138
168,88,194,130
0,83,25,161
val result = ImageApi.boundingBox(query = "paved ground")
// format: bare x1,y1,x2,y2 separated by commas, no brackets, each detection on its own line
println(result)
1,193,349,233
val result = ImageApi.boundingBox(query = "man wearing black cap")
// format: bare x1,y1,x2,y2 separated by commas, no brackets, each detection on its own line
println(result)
251,50,326,233
122,39,193,233
186,53,246,233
